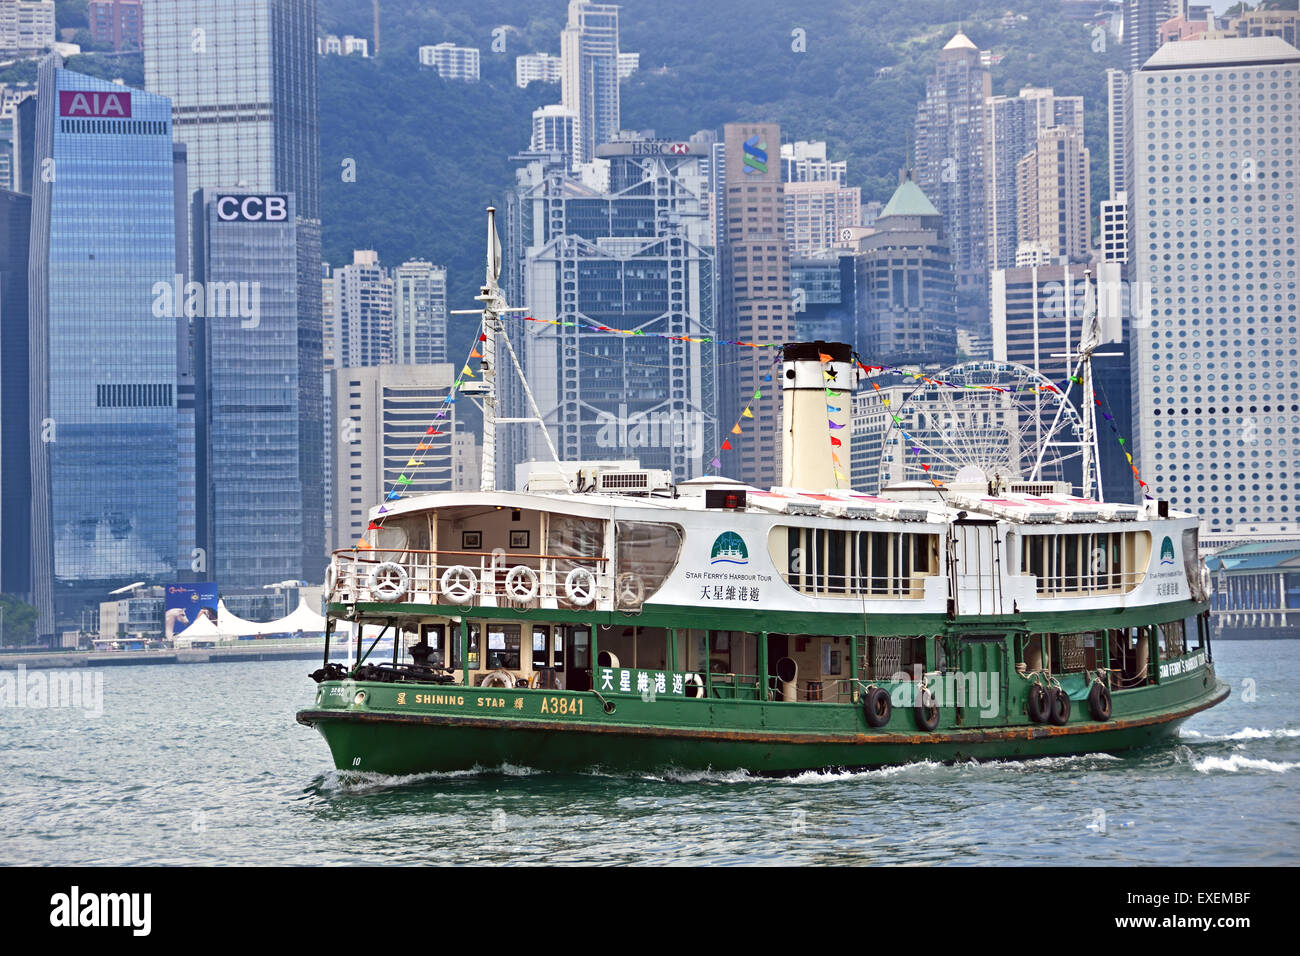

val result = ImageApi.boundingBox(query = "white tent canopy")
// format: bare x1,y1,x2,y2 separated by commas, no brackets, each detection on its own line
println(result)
172,598,328,644
173,613,224,647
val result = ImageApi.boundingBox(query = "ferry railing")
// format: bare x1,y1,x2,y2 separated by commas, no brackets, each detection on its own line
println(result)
327,548,614,611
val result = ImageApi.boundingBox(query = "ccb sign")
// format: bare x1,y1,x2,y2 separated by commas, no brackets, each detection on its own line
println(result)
215,194,290,223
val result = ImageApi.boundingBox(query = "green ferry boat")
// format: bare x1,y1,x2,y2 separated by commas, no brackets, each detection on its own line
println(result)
297,214,1227,776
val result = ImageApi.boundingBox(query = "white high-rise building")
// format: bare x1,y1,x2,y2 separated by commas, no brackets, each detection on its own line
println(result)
516,51,562,87
560,0,620,164
1130,37,1300,538
331,250,393,369
780,140,847,185
419,42,480,82
392,259,447,366
0,0,55,53
984,87,1085,270
530,104,576,163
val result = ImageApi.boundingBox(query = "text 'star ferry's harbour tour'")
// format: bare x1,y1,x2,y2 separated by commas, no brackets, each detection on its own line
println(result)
297,211,1228,777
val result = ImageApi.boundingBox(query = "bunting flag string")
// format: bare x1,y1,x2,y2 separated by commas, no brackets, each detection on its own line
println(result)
1093,377,1154,499
509,312,786,349
822,353,848,488
355,320,488,550
707,355,783,474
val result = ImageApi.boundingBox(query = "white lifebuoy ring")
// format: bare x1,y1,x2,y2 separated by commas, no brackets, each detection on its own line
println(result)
368,562,409,601
684,673,705,698
564,567,597,606
504,565,539,602
481,669,515,688
440,565,478,604
615,571,645,608
324,563,339,600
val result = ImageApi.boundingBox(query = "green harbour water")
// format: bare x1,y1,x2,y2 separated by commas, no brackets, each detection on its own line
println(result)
1,640,1296,865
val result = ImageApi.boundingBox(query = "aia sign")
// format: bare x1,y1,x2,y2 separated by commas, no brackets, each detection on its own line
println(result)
59,90,133,118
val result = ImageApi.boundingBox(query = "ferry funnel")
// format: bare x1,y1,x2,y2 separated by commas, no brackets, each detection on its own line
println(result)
781,341,855,491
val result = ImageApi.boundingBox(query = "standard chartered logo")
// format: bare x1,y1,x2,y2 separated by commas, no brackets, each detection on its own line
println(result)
742,135,767,175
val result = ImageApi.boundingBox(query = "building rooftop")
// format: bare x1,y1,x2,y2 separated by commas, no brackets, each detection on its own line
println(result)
1141,36,1300,70
879,178,940,219
942,31,978,52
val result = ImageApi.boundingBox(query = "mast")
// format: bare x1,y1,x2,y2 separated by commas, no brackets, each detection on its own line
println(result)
452,207,565,492
1078,268,1103,502
478,208,503,490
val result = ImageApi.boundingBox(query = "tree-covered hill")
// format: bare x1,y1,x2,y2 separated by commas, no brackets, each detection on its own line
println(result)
319,0,1124,346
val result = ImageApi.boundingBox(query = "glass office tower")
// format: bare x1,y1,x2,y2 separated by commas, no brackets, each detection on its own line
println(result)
28,61,182,633
193,188,303,589
143,0,323,581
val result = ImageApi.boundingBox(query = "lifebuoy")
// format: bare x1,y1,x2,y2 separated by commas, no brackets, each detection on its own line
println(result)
1087,682,1112,721
504,565,539,602
564,567,596,606
439,565,477,604
1049,687,1072,726
324,562,339,600
615,572,645,608
481,669,515,688
368,562,409,601
683,673,705,698
1026,683,1049,723
862,686,892,728
914,687,940,732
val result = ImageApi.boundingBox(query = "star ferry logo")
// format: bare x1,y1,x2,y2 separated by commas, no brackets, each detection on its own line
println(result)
1159,536,1175,566
742,135,767,175
710,531,749,566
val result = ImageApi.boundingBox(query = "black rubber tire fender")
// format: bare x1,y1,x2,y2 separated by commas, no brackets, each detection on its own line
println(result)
913,688,940,732
863,686,892,728
1049,687,1072,726
1087,682,1112,721
1026,683,1050,723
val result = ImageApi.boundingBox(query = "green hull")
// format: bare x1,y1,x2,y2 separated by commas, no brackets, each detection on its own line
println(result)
298,665,1229,776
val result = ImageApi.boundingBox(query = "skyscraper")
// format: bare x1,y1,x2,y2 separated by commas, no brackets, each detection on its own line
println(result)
330,250,393,369
27,61,184,633
192,188,303,589
560,0,620,164
1105,68,1131,199
330,363,458,552
912,32,990,294
1126,0,1171,71
143,0,323,581
505,139,717,485
720,122,793,488
855,176,957,367
1014,125,1091,264
392,259,447,366
984,87,1085,270
0,187,30,600
1130,37,1300,537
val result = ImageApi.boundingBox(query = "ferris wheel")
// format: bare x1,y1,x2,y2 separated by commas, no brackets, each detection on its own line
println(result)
876,361,1089,493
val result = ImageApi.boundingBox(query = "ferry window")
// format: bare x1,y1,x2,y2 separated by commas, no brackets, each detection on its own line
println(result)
1158,620,1186,657
532,626,550,667
547,514,605,570
450,624,480,670
1021,531,1150,597
486,624,521,670
552,631,564,668
615,521,684,599
570,628,590,669
418,624,445,667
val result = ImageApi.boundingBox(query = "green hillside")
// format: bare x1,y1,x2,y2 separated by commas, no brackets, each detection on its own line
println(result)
319,0,1124,353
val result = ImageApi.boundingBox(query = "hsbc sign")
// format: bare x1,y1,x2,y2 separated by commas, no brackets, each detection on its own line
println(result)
595,141,698,158
59,90,132,118
214,194,290,223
